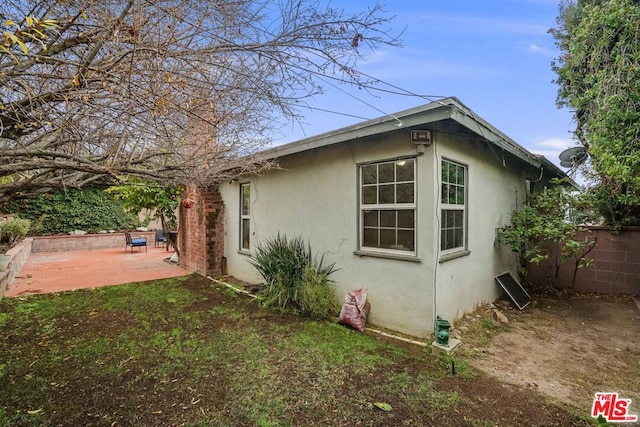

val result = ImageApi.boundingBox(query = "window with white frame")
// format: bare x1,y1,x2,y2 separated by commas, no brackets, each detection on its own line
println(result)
240,183,250,251
440,159,467,252
360,158,416,253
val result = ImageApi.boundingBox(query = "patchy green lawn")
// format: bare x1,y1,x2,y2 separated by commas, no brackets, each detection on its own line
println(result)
0,275,587,426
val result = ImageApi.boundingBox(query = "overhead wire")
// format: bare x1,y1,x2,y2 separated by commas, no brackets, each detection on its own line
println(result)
144,0,547,167
145,0,438,129
294,105,370,121
314,75,404,126
350,68,448,103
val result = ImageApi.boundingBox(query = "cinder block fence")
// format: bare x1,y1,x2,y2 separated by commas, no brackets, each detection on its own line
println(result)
526,226,640,294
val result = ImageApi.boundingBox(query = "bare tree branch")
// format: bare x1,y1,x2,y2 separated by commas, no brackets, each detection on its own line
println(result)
0,0,401,205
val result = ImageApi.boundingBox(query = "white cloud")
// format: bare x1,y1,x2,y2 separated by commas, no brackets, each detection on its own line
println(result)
534,137,575,150
361,49,389,65
527,42,554,56
528,136,578,162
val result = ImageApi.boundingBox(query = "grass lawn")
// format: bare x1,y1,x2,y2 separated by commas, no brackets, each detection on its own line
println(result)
0,274,587,426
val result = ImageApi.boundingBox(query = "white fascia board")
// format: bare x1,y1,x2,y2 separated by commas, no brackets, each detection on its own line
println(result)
447,102,573,183
539,156,580,187
255,96,570,183
448,104,543,169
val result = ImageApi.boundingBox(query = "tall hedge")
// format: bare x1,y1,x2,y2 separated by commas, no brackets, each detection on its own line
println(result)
6,188,139,235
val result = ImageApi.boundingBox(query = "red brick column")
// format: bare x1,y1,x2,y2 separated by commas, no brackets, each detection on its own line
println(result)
179,183,225,277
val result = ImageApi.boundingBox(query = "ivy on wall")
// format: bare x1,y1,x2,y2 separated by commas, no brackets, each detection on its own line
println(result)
6,188,139,235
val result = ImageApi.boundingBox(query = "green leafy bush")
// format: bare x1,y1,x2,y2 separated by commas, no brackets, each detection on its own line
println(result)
497,179,596,290
6,188,139,235
249,234,339,318
589,182,640,229
107,181,182,231
0,218,31,245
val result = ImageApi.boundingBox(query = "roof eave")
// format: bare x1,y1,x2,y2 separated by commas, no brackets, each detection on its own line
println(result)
447,100,543,169
538,156,581,189
254,97,571,185
259,99,456,160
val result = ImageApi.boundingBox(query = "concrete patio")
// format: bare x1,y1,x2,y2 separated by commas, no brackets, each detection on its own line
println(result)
5,245,188,297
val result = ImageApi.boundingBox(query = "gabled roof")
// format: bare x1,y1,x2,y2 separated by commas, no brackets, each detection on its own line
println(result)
260,97,568,181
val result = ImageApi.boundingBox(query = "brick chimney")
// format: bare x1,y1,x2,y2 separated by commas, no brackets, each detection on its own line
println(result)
179,183,225,277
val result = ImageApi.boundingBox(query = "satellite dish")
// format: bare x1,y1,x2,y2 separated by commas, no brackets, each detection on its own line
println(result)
559,146,588,166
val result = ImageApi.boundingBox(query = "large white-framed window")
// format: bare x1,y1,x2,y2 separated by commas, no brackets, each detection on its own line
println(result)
360,158,416,254
240,183,250,251
440,159,467,252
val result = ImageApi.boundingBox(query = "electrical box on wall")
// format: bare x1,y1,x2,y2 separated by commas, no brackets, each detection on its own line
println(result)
410,130,432,145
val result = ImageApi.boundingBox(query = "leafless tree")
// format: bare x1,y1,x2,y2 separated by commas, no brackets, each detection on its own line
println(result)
0,0,401,204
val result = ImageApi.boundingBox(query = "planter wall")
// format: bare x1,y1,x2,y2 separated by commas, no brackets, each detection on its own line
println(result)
0,237,33,299
31,231,156,252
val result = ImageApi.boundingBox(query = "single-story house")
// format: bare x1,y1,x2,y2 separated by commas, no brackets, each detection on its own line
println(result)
180,97,568,338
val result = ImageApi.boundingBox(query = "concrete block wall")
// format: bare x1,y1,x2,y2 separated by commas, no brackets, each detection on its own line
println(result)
526,226,640,294
179,183,225,277
573,227,640,294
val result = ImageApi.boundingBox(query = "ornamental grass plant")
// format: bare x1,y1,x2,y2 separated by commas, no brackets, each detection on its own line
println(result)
249,234,339,318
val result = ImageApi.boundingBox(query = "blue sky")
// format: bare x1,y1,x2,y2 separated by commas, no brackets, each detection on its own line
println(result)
273,0,577,170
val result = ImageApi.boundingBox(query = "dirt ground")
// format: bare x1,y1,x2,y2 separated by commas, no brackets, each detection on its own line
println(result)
455,292,640,419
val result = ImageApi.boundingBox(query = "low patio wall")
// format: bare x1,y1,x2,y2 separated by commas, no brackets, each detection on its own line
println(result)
0,237,33,299
0,232,159,298
31,231,157,252
526,226,640,294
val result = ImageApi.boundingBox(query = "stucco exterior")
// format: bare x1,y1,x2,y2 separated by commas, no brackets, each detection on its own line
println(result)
218,98,565,338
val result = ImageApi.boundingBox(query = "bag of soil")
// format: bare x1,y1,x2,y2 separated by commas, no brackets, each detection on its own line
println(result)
337,286,369,332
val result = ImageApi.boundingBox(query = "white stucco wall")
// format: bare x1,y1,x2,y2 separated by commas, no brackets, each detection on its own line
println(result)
430,132,524,325
219,129,526,337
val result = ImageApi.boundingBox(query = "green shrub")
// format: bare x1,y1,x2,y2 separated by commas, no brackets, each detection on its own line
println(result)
497,179,596,290
297,266,341,319
107,181,182,231
0,217,31,245
249,234,339,318
6,188,139,234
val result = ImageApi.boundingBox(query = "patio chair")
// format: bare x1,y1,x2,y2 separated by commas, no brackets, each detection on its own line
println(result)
124,232,147,253
154,229,167,248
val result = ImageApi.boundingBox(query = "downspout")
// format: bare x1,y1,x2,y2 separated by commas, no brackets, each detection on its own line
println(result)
431,129,440,337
